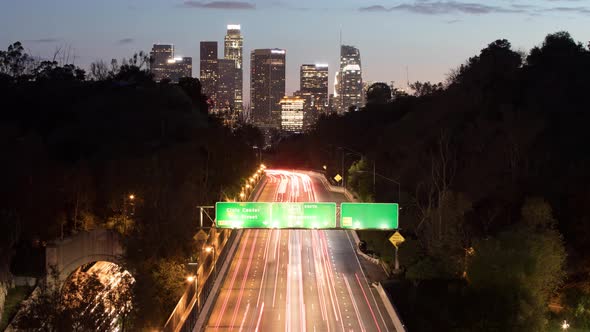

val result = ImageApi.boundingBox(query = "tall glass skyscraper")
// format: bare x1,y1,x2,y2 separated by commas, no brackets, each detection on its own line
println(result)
199,41,218,99
250,48,286,130
300,64,329,114
224,25,243,113
150,44,192,82
337,45,362,113
150,44,174,82
216,58,236,113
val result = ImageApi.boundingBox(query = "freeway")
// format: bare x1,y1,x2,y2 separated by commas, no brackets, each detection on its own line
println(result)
204,170,396,332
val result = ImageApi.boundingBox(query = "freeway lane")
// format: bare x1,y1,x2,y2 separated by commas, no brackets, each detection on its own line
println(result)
204,170,396,332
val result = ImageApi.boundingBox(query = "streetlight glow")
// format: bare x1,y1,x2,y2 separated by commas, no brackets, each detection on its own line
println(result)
129,194,135,200
186,276,195,282
562,320,570,330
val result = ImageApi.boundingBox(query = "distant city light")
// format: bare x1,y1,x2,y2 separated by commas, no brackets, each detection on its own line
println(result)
227,24,241,30
271,49,286,54
315,63,329,68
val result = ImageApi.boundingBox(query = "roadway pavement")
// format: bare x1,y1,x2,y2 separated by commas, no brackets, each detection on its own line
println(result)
204,170,396,332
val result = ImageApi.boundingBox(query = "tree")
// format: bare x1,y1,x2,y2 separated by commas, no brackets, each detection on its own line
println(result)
527,31,586,67
89,60,109,81
347,157,374,202
467,198,566,331
366,82,392,104
234,123,263,149
14,265,134,332
409,81,444,97
178,77,209,114
521,197,556,230
0,42,34,77
108,51,153,84
448,39,522,104
34,61,86,81
468,227,565,331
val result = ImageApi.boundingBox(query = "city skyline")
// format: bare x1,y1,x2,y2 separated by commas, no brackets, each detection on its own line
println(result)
1,0,589,100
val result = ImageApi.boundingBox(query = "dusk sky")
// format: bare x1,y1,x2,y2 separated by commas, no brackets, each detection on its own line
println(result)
1,0,589,99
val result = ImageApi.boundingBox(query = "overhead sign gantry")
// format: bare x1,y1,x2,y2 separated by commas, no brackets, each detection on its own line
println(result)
215,202,398,230
216,202,337,229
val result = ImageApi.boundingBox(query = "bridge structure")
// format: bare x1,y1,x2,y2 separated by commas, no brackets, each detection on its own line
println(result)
45,228,124,284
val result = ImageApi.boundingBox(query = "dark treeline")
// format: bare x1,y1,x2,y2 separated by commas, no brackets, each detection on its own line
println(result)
271,32,590,331
0,42,262,329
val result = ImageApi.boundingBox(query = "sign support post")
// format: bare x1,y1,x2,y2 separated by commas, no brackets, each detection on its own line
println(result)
389,231,405,272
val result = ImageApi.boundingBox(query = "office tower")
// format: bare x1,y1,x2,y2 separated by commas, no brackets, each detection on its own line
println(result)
338,45,362,113
150,44,191,83
165,57,192,82
300,64,329,114
280,96,305,133
150,44,174,82
250,48,286,130
216,58,236,114
200,41,218,98
224,25,243,112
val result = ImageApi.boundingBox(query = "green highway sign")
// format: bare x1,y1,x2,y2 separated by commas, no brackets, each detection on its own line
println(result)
215,202,336,229
273,203,337,228
216,202,271,228
340,203,399,230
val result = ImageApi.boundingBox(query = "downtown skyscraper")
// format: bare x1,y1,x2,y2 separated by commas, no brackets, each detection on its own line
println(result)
150,44,192,82
199,41,218,98
250,48,286,130
150,44,174,82
294,64,329,131
335,45,362,113
216,58,237,113
224,25,243,112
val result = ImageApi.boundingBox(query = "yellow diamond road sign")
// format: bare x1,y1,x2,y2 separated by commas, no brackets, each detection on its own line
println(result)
389,231,405,247
334,174,343,182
